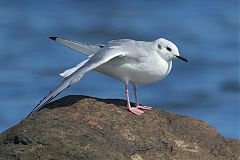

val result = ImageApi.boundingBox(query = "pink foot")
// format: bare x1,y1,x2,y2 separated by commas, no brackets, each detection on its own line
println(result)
128,107,144,115
137,105,152,110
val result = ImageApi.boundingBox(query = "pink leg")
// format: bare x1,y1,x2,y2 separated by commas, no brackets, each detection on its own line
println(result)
133,82,152,110
125,82,144,115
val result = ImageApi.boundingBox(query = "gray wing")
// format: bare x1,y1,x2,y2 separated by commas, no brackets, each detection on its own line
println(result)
108,39,134,46
49,37,104,55
28,48,124,116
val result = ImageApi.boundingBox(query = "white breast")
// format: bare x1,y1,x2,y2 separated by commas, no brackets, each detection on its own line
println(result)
96,53,172,84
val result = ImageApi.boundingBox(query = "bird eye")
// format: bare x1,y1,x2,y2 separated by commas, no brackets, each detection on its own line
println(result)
166,47,172,52
158,44,162,49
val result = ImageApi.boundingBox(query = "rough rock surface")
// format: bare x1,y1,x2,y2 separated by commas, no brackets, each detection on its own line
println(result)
0,95,239,160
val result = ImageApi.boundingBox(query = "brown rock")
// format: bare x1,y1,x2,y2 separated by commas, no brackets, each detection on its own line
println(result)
0,95,239,160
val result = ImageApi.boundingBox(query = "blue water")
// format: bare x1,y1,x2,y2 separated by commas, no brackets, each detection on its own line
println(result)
0,0,239,139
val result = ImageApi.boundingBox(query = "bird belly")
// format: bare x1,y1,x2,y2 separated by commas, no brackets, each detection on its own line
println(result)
96,57,172,84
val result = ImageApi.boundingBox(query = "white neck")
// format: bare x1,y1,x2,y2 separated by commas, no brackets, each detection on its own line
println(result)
166,61,172,75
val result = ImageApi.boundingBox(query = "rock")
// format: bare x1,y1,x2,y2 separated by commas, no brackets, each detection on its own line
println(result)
0,95,239,160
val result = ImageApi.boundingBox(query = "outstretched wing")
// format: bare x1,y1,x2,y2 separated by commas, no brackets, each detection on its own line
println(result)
28,48,124,116
59,54,94,78
49,37,104,56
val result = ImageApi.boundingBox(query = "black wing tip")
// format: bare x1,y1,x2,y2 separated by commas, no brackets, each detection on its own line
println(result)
49,37,58,41
27,111,34,117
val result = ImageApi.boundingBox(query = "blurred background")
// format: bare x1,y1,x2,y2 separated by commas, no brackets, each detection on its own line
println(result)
0,0,239,139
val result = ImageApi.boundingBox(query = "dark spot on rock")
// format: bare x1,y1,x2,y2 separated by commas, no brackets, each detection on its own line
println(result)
4,135,31,145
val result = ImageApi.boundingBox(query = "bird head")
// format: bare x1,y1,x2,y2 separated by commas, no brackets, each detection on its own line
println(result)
155,38,188,62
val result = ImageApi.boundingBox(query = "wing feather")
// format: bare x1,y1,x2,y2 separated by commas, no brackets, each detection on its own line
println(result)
28,48,124,116
49,37,103,55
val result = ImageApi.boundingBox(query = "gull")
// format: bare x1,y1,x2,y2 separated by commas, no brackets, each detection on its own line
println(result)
29,37,188,116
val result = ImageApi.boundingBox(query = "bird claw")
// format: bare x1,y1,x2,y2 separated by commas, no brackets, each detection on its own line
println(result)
136,105,152,110
128,107,144,115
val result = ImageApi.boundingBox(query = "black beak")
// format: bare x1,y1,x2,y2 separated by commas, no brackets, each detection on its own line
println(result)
176,55,188,62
